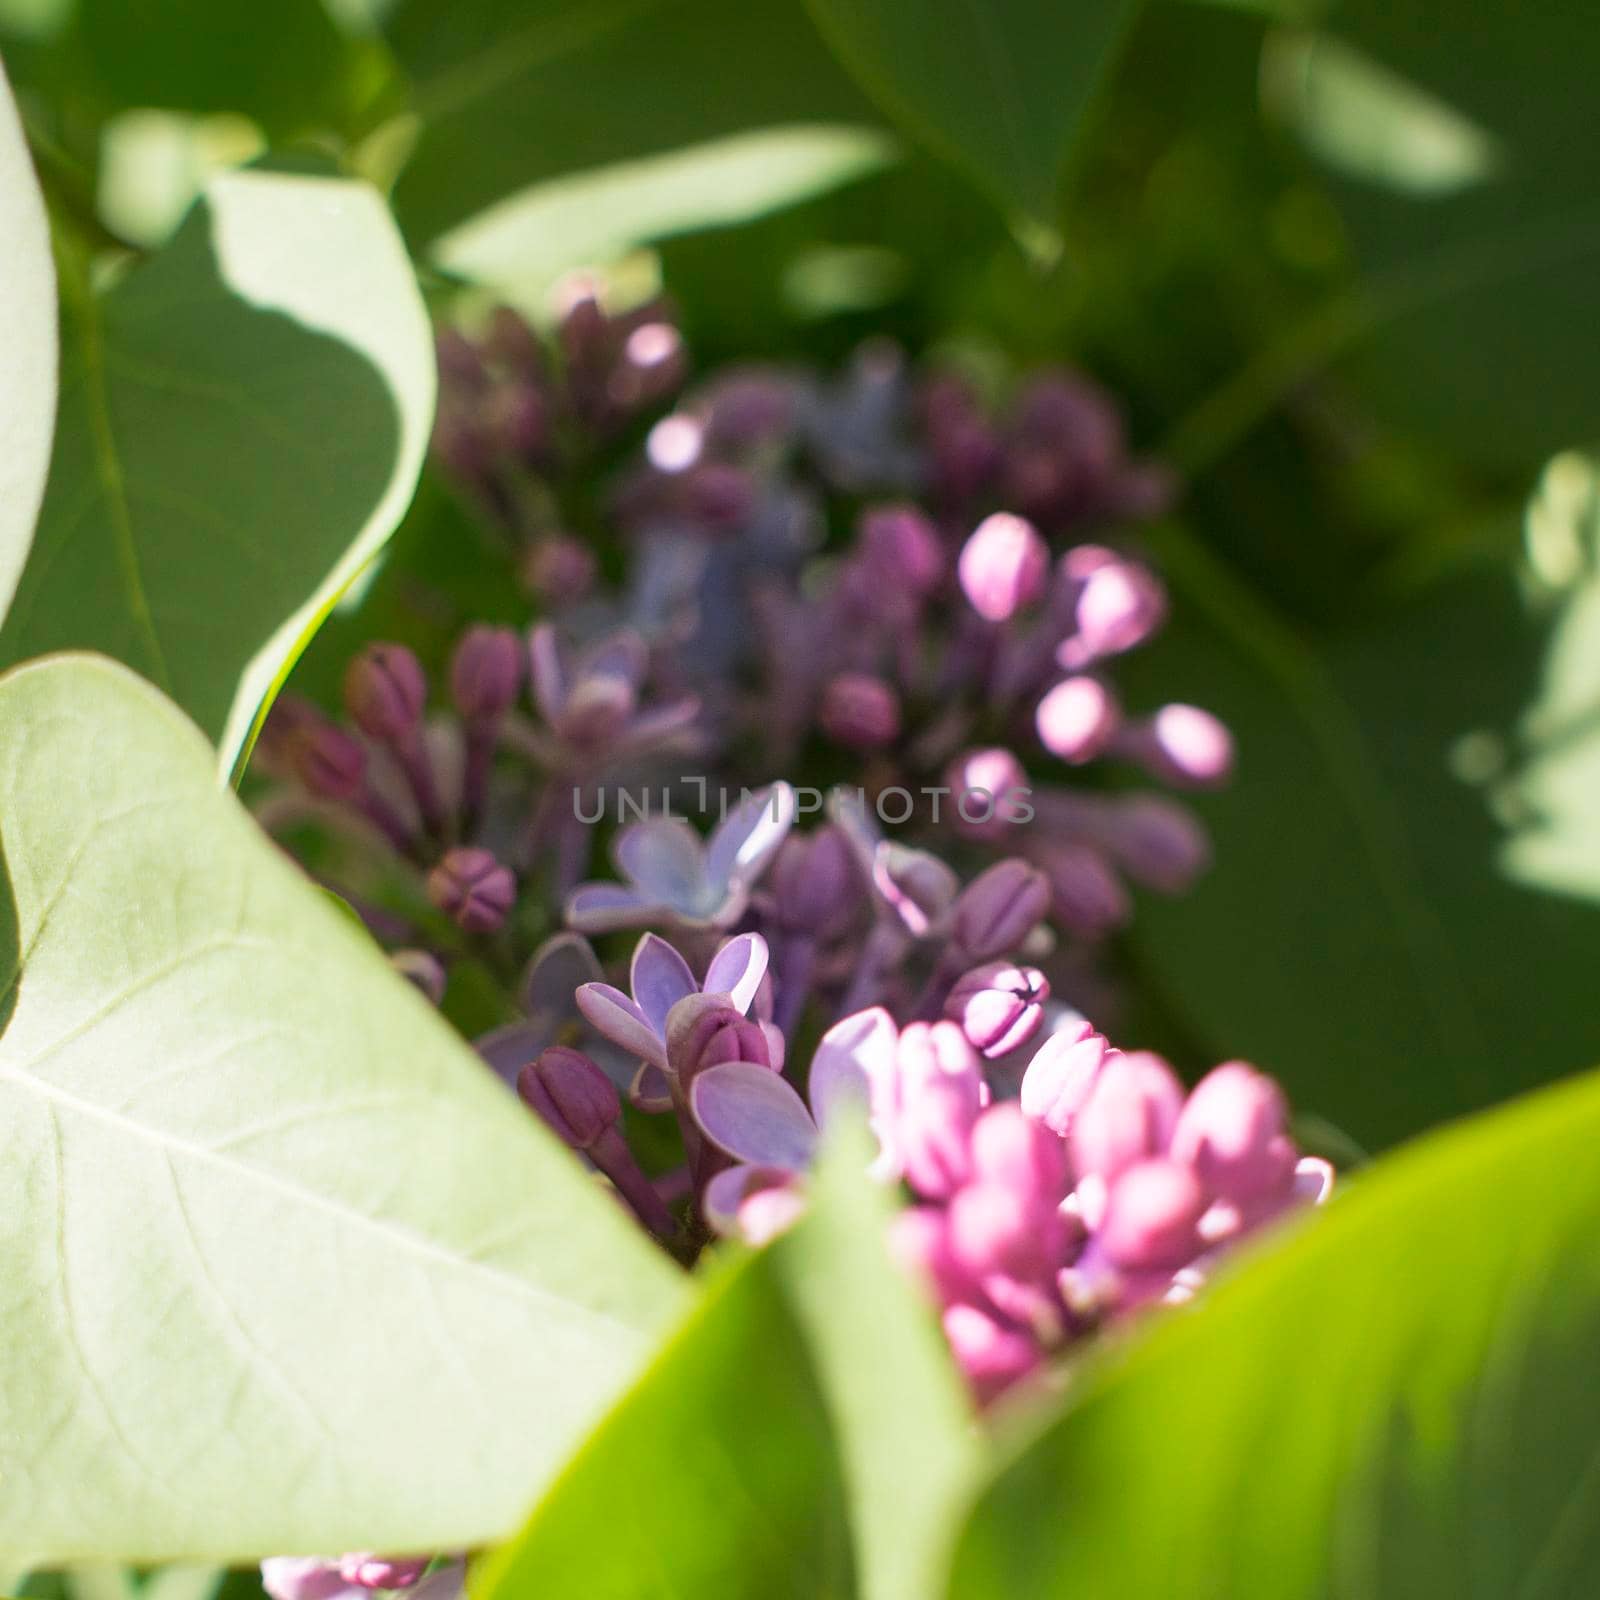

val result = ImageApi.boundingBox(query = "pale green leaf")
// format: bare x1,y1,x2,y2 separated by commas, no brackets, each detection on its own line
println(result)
0,654,686,1561
0,57,56,628
0,166,435,776
948,1064,1600,1597
431,124,897,302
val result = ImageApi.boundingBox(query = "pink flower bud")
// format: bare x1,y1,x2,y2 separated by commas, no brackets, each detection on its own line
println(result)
819,672,901,750
945,746,1028,840
338,1557,430,1591
343,643,426,743
1170,1062,1296,1205
952,859,1051,960
941,1302,1039,1403
894,1021,983,1200
518,1045,622,1150
1097,1158,1208,1272
958,512,1049,622
1036,676,1119,763
948,1179,1068,1283
427,846,515,933
1144,703,1235,787
968,1102,1069,1203
1019,1023,1113,1138
483,380,547,458
450,624,522,721
1068,557,1167,661
859,504,944,594
1069,1051,1185,1189
945,961,1049,1058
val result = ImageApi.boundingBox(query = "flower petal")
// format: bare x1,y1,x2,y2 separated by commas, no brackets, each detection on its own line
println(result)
706,782,795,892
474,1021,553,1090
630,932,698,1032
574,982,667,1069
690,1061,818,1169
810,1005,899,1130
520,930,604,1017
565,882,660,934
701,1163,802,1239
613,816,707,906
575,627,647,689
630,1061,675,1112
703,932,769,1014
527,623,567,724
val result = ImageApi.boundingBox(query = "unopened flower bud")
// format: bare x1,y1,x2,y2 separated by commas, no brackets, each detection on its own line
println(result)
289,721,367,802
819,673,901,750
518,1045,622,1150
952,859,1051,960
343,643,427,744
941,1302,1039,1403
1020,1023,1113,1137
859,504,944,594
260,1560,348,1600
888,1205,973,1304
338,1557,430,1592
945,961,1049,1058
1067,557,1166,661
1170,1062,1296,1205
1142,703,1235,788
958,512,1048,622
1040,843,1131,938
1098,1158,1208,1272
1104,794,1210,894
948,1179,1067,1282
483,380,547,458
1070,1051,1185,1189
894,1021,982,1200
945,747,1027,840
428,847,515,933
450,624,522,721
968,1102,1070,1203
524,535,597,605
769,826,860,935
1036,676,1119,763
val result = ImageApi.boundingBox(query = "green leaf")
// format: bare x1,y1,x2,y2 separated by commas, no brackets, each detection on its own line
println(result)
1120,528,1600,1150
775,1127,979,1600
430,123,898,303
388,0,882,243
0,653,686,1561
948,1062,1600,1598
1266,8,1600,469
478,1130,978,1600
0,58,56,629
802,0,1139,239
474,1251,856,1600
0,164,435,776
75,0,358,139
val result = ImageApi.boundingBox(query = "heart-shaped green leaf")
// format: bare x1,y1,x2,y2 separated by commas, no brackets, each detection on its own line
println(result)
0,58,56,629
947,1062,1600,1597
0,653,686,1561
0,165,435,775
802,0,1139,240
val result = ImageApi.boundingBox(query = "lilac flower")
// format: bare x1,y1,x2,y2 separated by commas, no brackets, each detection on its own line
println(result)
262,1560,463,1600
576,930,772,1108
526,624,700,768
566,782,796,933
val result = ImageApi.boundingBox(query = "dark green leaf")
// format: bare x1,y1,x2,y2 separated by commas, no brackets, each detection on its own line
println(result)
948,1061,1600,1598
802,0,1139,238
389,0,882,243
